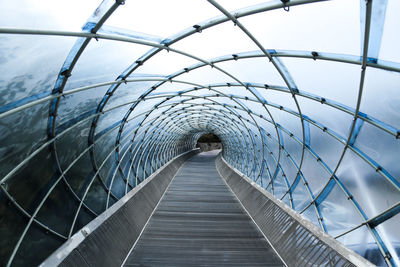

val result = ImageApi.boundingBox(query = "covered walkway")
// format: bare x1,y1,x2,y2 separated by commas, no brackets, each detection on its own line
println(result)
1,1,399,266
123,151,283,266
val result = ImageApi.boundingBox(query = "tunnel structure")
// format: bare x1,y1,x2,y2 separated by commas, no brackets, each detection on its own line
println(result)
0,0,399,266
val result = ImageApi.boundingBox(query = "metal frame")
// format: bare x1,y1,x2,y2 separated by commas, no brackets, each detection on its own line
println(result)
0,0,399,266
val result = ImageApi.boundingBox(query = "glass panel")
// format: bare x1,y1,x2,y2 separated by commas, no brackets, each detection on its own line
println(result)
5,147,54,211
36,182,81,235
336,149,400,218
379,0,400,63
259,88,299,112
94,127,120,179
337,226,386,267
0,104,48,178
105,82,153,110
63,151,95,201
14,223,64,266
214,58,286,86
213,0,266,11
240,0,360,54
281,193,291,207
273,169,287,199
0,193,27,267
361,67,400,129
302,204,320,228
278,151,298,185
292,182,310,212
0,35,75,105
72,208,96,236
85,175,109,213
57,85,110,125
375,212,400,266
66,40,150,87
0,0,99,31
281,58,362,108
355,123,400,183
300,150,330,196
318,184,364,237
309,122,344,170
266,106,303,142
297,95,354,139
135,49,199,76
56,119,92,171
172,22,259,60
282,133,303,166
105,0,220,38
180,70,235,92
93,109,124,139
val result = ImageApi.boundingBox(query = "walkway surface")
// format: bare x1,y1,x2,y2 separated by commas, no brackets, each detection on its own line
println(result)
124,151,284,266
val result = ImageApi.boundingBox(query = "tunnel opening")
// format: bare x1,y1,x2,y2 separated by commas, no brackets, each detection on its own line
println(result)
196,133,222,152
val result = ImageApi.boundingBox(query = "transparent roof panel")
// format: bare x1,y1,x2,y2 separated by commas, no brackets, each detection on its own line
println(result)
336,225,386,265
337,148,400,218
104,0,220,38
258,88,299,112
296,96,354,138
0,104,48,177
105,81,155,110
0,0,100,31
379,0,400,63
65,39,151,88
56,84,110,124
214,58,287,86
309,122,345,170
133,49,199,76
376,213,400,266
281,58,362,108
361,67,400,129
177,66,238,85
239,0,360,55
355,122,400,181
0,35,76,105
171,22,260,60
319,183,364,236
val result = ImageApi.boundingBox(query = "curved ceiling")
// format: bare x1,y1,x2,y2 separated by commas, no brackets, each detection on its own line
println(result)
0,0,399,266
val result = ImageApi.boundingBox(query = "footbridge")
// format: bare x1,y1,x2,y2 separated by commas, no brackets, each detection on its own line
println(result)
0,0,399,266
41,151,371,267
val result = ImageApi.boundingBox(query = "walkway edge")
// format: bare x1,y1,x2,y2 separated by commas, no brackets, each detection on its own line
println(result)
215,155,288,267
216,154,376,267
40,149,199,267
